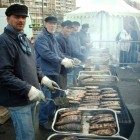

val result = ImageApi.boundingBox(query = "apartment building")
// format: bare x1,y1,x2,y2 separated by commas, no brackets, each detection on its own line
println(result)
0,0,76,29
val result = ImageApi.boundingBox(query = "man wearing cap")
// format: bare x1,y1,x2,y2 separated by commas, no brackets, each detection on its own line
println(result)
0,4,59,140
56,20,85,88
78,23,92,53
34,16,74,129
68,21,85,85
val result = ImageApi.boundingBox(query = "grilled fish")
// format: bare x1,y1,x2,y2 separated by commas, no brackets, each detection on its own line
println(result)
89,122,117,130
56,123,82,131
89,128,116,136
60,110,81,118
56,115,82,125
90,116,115,124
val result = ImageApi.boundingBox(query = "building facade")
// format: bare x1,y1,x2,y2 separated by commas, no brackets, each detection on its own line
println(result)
0,0,76,32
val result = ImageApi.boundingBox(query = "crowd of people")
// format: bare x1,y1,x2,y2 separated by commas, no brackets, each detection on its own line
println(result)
0,4,92,140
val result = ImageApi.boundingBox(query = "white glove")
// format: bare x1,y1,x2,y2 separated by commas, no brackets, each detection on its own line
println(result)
41,76,59,90
61,57,74,68
28,86,45,102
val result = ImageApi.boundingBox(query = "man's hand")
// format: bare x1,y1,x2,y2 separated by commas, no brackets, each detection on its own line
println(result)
28,86,45,102
41,76,59,90
61,57,74,68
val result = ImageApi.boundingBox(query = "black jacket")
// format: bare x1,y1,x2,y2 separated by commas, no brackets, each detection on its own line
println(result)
0,28,44,107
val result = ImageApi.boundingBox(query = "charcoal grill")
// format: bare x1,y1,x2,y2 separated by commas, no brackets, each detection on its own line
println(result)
64,86,135,139
99,86,135,139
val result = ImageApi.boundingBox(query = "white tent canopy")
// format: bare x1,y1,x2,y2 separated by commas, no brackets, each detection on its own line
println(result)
68,0,140,16
64,0,140,64
65,0,140,41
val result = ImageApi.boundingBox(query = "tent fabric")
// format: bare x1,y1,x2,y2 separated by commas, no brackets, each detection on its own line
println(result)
66,0,140,16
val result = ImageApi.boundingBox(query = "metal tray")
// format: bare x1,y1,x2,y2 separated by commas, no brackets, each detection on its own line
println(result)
78,70,111,76
77,75,119,86
47,133,128,140
52,108,120,137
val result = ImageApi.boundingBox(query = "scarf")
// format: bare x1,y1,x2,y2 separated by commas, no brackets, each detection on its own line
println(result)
5,25,32,55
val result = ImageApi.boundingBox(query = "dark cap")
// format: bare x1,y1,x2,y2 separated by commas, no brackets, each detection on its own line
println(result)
61,20,73,27
44,16,57,23
72,21,80,26
5,4,28,17
82,23,89,29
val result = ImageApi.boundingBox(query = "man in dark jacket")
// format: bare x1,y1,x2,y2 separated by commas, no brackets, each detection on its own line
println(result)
56,20,85,89
34,16,74,129
0,4,58,140
78,23,92,54
68,21,85,85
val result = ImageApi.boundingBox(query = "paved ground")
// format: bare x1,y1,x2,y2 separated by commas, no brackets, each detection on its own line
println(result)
116,64,140,140
0,64,140,140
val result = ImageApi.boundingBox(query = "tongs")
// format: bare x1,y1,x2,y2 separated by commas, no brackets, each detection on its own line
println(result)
72,58,85,68
42,87,69,107
54,87,67,94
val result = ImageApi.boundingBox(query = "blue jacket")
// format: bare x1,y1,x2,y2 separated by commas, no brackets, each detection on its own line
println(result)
34,28,64,75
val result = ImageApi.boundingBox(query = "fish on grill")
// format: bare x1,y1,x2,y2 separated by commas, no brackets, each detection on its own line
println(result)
60,110,81,118
68,89,86,95
90,116,115,124
82,99,100,103
84,92,100,96
88,114,115,123
102,93,118,98
86,89,101,93
67,90,86,103
59,108,75,114
61,136,78,140
85,86,99,90
101,101,120,106
56,115,82,125
89,128,116,136
56,123,82,131
101,97,120,101
84,96,101,100
102,90,117,94
89,122,117,130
